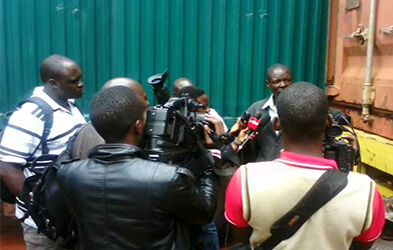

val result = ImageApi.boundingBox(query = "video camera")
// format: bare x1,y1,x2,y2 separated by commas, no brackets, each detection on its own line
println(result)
147,70,171,105
323,111,358,172
143,97,209,165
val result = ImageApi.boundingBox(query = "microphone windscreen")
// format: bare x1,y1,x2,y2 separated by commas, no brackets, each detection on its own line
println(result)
247,116,261,131
240,110,251,124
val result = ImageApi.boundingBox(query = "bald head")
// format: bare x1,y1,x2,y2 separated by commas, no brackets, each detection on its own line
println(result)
173,78,194,96
40,55,79,83
103,77,148,106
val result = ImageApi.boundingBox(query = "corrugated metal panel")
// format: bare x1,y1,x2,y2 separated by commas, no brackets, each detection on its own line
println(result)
0,0,329,123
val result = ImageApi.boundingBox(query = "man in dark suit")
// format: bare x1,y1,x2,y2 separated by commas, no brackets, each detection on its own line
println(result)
241,64,292,163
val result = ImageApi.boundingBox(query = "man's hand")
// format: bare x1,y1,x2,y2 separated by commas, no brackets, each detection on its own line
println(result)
341,134,359,152
0,162,25,198
231,127,250,152
203,125,215,148
229,118,247,137
204,113,226,135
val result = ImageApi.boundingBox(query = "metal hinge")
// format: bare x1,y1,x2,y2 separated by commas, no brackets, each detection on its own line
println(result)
380,26,393,35
345,24,368,45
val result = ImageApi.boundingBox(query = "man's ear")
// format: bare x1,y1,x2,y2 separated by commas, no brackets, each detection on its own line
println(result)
48,79,59,90
325,114,333,131
134,119,144,135
273,117,281,131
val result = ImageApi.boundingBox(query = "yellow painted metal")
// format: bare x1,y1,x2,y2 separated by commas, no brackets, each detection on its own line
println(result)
344,129,393,196
354,129,393,176
375,182,393,197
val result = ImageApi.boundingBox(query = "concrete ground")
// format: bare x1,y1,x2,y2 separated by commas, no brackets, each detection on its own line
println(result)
1,203,392,250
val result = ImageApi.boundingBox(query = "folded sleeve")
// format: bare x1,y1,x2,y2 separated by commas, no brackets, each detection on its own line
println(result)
355,188,385,242
225,167,249,228
0,104,44,164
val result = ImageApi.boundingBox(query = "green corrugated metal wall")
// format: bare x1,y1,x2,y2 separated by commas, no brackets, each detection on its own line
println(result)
0,0,329,123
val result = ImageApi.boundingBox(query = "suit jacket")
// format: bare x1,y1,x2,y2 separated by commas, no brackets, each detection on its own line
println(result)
240,98,283,163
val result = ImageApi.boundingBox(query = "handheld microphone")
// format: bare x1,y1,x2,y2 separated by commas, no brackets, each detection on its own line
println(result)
240,110,251,126
246,112,262,134
239,112,271,149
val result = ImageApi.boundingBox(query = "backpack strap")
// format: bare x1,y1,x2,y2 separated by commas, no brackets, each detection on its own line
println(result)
256,169,348,250
18,97,54,155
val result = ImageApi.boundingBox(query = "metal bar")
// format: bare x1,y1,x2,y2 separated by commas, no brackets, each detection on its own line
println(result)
361,0,377,123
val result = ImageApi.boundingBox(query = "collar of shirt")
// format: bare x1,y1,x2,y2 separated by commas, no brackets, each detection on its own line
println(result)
261,94,277,114
261,94,278,125
275,151,338,171
261,94,279,134
32,86,75,114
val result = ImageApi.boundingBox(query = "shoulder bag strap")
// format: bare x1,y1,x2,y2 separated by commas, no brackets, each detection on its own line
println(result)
256,169,348,250
18,97,54,155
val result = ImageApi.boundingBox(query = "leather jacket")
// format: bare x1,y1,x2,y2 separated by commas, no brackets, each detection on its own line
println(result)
57,144,218,250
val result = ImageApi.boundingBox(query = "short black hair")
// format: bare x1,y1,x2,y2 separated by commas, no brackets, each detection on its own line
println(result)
39,54,76,83
90,86,145,143
266,64,291,82
276,82,328,142
177,86,205,100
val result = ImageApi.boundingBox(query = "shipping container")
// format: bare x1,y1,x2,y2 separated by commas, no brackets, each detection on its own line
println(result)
327,0,393,196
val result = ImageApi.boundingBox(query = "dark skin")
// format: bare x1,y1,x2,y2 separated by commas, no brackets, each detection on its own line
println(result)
119,110,147,146
273,115,333,158
266,67,292,103
0,60,84,198
44,61,84,111
0,163,25,198
231,115,374,249
173,78,193,96
228,66,293,137
103,78,149,107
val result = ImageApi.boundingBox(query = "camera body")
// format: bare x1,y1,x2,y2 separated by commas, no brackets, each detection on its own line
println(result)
323,119,356,173
144,97,207,164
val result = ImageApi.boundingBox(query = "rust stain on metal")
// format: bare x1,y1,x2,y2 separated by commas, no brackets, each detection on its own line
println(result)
328,0,393,139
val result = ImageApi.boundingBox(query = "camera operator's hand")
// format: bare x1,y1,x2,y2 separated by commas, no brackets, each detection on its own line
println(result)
341,134,359,152
203,125,215,148
204,113,226,135
341,133,361,165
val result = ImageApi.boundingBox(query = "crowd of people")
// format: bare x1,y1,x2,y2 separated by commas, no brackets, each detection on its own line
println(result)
0,54,386,250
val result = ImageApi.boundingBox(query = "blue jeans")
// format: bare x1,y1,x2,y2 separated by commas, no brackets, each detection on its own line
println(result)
201,222,220,250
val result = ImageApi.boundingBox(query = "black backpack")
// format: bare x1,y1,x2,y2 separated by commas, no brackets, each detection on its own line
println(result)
20,121,86,247
21,144,78,247
0,97,54,204
19,111,84,247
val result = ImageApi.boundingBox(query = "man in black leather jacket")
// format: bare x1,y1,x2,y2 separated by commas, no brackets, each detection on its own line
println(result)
57,86,219,250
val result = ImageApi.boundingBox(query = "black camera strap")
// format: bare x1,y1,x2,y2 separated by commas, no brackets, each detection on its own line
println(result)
255,169,348,250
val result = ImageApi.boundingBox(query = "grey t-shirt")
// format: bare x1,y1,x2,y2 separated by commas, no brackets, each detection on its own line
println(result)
71,122,104,160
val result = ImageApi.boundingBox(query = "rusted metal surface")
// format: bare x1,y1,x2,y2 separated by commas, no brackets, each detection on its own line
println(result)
326,0,339,87
327,0,393,139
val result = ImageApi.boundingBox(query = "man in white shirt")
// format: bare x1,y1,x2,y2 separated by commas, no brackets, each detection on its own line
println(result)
241,64,292,163
0,54,86,249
